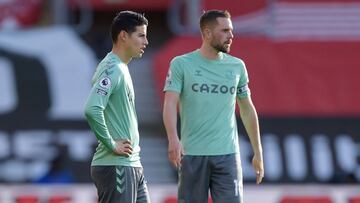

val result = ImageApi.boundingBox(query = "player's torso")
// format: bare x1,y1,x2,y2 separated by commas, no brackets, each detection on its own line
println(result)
93,54,140,166
99,55,138,137
178,52,243,155
180,52,242,112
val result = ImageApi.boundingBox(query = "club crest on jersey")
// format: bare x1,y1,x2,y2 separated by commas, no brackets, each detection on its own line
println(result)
99,77,111,89
225,70,236,80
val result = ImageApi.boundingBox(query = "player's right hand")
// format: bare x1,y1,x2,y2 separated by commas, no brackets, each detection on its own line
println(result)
252,153,264,184
168,139,184,169
114,139,133,157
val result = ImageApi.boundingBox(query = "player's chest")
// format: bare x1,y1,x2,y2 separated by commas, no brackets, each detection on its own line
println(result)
117,72,135,105
183,66,240,95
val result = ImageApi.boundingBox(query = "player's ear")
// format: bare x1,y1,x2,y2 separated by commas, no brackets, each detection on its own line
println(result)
118,30,129,42
203,27,212,40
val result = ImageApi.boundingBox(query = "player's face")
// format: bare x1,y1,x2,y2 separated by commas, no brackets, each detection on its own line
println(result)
209,17,234,53
127,25,148,58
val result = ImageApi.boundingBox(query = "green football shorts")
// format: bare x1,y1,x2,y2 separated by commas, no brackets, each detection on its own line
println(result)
178,153,243,203
91,165,150,203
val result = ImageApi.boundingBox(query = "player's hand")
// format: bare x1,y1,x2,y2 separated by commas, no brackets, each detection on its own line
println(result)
168,138,184,169
114,139,133,157
252,153,264,184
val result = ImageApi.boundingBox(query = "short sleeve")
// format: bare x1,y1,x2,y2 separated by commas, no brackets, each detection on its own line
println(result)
163,57,183,93
237,61,251,99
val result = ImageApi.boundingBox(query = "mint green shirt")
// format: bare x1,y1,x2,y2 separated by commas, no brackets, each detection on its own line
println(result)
85,52,141,167
164,50,250,155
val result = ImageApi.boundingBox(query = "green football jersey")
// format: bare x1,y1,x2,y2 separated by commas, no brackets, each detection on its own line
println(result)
164,50,250,155
85,52,141,167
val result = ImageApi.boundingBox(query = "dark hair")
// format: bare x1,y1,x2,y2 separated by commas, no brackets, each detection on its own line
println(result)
199,10,231,31
110,11,148,43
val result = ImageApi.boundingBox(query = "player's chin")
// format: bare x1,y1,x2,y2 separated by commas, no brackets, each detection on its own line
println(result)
223,44,231,53
133,53,143,58
220,47,231,53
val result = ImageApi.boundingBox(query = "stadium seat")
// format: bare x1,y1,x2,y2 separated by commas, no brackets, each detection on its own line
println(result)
349,198,360,203
280,197,332,203
0,0,43,29
48,196,71,203
16,196,39,203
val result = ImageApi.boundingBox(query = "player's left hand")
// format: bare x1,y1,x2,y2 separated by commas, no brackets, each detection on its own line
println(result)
252,153,264,184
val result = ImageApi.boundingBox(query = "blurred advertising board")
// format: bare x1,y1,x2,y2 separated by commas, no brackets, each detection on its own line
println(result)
238,118,360,183
0,26,97,183
0,184,359,203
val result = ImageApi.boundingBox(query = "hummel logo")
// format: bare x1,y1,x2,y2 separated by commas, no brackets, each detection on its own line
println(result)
195,70,202,76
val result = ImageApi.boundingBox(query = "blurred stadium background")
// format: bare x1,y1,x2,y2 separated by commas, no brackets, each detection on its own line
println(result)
0,0,360,202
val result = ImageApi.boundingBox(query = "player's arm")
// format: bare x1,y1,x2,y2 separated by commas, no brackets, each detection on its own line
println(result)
84,70,132,157
163,91,183,168
237,96,264,184
163,57,184,168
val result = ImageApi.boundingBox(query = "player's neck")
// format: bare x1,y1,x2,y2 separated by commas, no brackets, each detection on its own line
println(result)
199,44,221,60
111,46,132,64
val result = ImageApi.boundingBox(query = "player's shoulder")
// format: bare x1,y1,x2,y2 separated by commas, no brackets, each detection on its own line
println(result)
101,53,120,67
94,61,122,85
223,53,245,65
171,50,198,64
223,53,246,72
103,54,125,72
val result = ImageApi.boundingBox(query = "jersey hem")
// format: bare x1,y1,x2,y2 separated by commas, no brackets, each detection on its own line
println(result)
184,150,239,156
91,161,142,167
163,88,181,93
